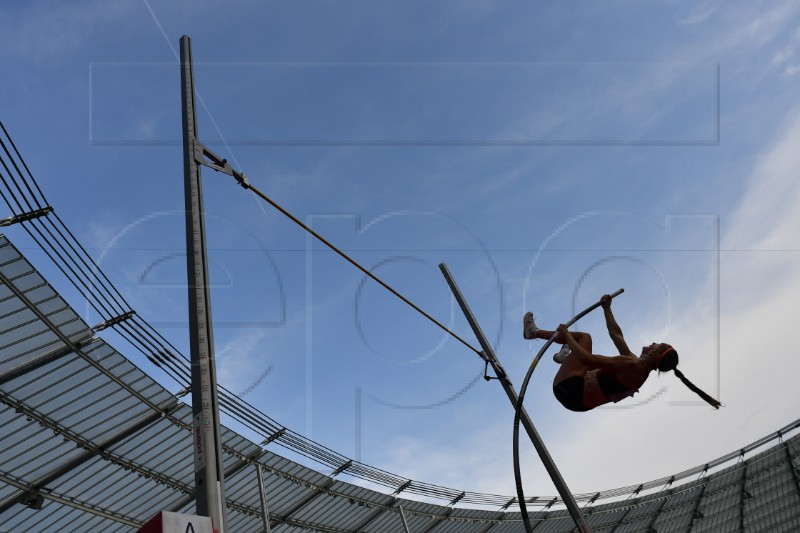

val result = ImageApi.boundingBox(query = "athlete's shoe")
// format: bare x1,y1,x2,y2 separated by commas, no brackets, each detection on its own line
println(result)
553,344,571,364
523,312,539,339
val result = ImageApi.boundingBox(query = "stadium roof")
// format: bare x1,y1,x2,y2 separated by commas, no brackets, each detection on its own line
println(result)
1,232,800,532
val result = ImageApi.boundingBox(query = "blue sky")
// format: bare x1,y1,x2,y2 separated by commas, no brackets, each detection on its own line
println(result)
2,0,800,504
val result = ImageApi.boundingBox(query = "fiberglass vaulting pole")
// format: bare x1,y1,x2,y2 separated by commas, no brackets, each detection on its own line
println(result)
180,35,228,532
439,263,591,533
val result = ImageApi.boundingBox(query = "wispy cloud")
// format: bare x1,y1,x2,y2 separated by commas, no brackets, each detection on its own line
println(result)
769,28,800,78
215,329,272,391
724,110,800,254
678,0,723,26
0,0,138,61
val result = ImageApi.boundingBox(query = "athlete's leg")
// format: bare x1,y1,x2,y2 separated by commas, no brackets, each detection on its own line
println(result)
548,331,594,411
552,331,593,384
523,313,594,380
528,326,592,350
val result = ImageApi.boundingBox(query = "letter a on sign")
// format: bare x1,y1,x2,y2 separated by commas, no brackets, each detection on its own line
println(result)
136,511,214,533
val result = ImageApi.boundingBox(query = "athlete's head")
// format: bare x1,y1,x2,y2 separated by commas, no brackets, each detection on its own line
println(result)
656,344,678,372
641,343,678,371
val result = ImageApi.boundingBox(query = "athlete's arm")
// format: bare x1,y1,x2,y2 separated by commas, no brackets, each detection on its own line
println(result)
600,295,634,357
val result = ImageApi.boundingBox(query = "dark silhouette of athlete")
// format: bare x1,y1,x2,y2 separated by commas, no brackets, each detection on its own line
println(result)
524,295,721,412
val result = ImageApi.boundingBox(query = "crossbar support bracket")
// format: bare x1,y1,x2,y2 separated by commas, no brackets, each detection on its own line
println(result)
193,142,250,190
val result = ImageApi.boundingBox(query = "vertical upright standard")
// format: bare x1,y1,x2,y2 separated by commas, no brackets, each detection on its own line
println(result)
180,35,228,532
439,263,591,533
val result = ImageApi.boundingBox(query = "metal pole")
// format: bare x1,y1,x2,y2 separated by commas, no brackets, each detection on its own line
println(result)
256,464,272,533
439,263,591,532
180,34,227,532
398,504,412,533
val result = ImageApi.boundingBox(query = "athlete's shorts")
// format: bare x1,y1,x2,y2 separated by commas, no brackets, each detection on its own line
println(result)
553,376,590,412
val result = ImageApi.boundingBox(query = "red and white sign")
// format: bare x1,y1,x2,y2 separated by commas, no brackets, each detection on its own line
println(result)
137,511,215,533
